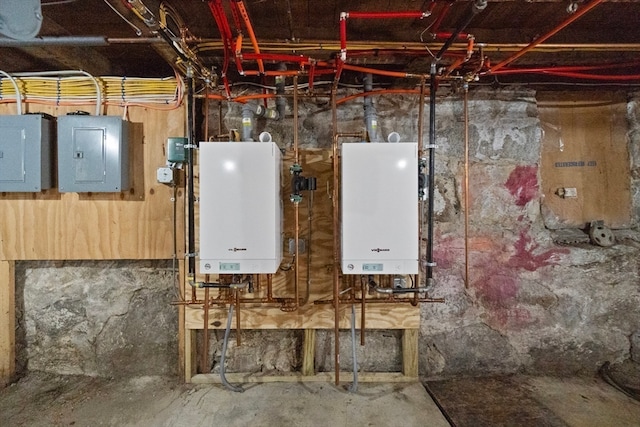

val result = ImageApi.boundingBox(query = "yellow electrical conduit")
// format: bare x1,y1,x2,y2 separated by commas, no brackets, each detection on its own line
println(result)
0,75,182,111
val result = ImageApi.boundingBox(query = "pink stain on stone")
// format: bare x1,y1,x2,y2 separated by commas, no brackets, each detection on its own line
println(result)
507,230,569,272
505,165,538,206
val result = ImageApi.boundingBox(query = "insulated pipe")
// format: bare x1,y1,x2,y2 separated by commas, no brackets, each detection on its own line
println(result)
418,77,426,290
488,0,605,73
186,72,197,300
435,0,486,61
363,73,379,142
331,86,340,386
0,70,23,115
426,63,437,283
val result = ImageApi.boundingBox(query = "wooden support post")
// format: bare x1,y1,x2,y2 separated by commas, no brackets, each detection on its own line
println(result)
0,261,15,387
302,329,316,376
402,329,419,378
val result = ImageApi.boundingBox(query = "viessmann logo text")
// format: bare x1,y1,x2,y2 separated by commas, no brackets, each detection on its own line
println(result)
228,247,247,252
371,248,390,252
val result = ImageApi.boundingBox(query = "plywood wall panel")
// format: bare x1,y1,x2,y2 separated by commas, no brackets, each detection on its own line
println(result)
539,92,631,229
0,104,186,260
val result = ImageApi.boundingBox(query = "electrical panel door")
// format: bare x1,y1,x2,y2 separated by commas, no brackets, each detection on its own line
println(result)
341,142,419,274
57,115,130,192
199,141,282,274
0,114,54,192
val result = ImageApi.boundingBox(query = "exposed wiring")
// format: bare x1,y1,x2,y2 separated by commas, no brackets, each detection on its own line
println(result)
103,0,143,36
0,75,182,110
0,70,23,115
220,304,244,393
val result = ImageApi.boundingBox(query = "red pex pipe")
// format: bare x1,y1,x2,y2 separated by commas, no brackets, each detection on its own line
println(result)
489,0,605,73
341,63,410,79
345,11,427,19
235,0,265,75
242,53,311,64
435,32,469,40
540,71,640,81
430,1,454,35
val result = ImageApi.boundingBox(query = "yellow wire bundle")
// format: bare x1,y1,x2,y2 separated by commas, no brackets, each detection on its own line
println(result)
0,75,183,110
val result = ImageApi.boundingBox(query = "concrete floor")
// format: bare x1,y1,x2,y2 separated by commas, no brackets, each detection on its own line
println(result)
1,373,639,427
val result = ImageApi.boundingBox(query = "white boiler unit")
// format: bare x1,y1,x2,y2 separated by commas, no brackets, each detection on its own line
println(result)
341,142,419,274
199,141,282,274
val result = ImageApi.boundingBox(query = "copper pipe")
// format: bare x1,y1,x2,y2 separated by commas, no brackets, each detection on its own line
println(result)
235,289,241,346
417,76,426,301
463,83,470,288
267,273,273,301
202,287,210,373
331,84,340,386
489,0,605,73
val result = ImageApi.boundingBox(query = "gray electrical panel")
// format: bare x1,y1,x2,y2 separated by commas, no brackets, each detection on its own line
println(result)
57,115,130,192
0,114,54,192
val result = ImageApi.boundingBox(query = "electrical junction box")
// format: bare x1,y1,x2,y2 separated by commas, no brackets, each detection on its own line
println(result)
57,115,130,192
0,114,54,192
341,142,419,274
199,141,282,274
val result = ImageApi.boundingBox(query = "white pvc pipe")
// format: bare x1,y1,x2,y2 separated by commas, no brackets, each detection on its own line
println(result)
12,70,102,115
0,70,23,115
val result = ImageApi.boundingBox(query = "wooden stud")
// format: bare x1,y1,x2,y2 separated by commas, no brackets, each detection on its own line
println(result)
302,329,316,376
0,261,15,387
402,329,419,378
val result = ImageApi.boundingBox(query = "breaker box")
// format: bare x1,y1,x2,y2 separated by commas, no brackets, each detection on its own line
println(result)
199,141,282,274
0,114,54,192
341,142,419,274
57,115,130,192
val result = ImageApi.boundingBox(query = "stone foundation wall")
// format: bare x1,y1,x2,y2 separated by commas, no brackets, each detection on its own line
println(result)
15,88,640,378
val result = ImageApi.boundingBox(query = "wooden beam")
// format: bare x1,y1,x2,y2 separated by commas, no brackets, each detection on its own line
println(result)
402,329,419,378
0,261,15,388
302,329,316,376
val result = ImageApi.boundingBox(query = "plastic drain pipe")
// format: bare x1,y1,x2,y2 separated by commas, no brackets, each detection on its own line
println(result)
241,101,279,141
363,73,378,142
